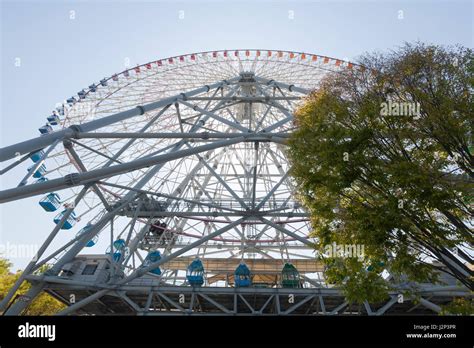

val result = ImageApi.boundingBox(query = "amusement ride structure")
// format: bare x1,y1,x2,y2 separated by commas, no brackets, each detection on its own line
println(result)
0,50,471,315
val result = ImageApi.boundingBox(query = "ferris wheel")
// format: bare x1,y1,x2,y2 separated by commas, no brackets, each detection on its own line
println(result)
0,50,358,314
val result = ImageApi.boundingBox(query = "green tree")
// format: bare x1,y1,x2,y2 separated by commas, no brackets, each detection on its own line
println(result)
289,43,473,306
0,257,65,315
440,297,474,315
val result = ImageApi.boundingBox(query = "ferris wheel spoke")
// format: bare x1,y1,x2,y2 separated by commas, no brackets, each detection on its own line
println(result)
103,105,173,168
64,140,112,210
191,149,249,211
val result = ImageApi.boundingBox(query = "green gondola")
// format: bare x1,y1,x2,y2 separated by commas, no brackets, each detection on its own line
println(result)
281,262,301,288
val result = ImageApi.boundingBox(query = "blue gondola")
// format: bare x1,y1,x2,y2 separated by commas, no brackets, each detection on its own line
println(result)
76,224,98,247
186,258,205,286
112,248,129,262
39,193,61,212
89,84,97,92
53,210,77,230
28,164,46,178
143,250,162,275
66,97,76,105
78,90,86,99
35,177,48,184
30,150,44,162
112,251,122,262
100,79,108,87
234,262,252,287
106,239,127,262
367,261,385,272
113,239,126,250
47,113,60,125
56,105,65,116
85,236,99,247
38,124,53,135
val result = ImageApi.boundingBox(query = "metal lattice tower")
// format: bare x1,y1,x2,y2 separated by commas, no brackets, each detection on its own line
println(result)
0,50,470,315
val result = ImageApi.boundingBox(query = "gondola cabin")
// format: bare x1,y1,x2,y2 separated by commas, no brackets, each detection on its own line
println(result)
30,150,44,163
47,113,60,125
107,239,127,262
234,262,251,287
143,250,162,275
53,210,77,230
76,224,98,247
281,262,301,288
367,261,385,272
149,222,166,236
28,164,46,178
186,258,204,286
85,235,99,247
39,193,61,212
56,105,65,116
113,239,126,250
35,177,48,184
38,124,53,135
112,251,122,262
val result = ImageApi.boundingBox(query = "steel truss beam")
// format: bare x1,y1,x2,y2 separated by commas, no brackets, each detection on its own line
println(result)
40,284,472,316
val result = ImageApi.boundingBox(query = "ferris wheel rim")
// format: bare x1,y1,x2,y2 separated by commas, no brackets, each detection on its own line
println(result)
61,48,360,112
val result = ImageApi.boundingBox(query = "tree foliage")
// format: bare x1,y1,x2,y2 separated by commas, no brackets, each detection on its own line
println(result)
289,43,473,305
0,257,65,315
440,297,474,315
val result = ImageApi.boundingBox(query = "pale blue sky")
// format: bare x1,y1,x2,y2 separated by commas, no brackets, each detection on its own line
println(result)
0,0,472,270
